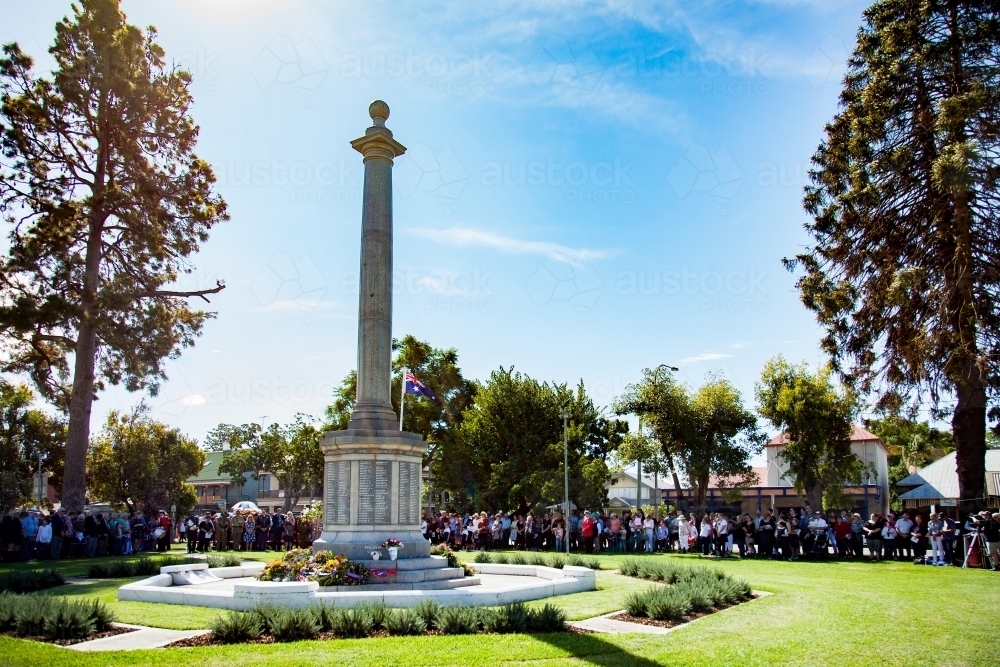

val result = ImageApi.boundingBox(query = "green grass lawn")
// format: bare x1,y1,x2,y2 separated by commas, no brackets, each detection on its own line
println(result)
2,546,999,666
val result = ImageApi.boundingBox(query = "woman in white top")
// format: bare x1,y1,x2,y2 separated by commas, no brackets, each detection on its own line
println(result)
35,517,52,560
677,516,690,553
699,516,713,556
643,515,656,553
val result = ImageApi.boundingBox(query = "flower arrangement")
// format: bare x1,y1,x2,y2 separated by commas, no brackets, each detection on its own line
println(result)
382,538,404,549
369,568,397,579
254,549,369,586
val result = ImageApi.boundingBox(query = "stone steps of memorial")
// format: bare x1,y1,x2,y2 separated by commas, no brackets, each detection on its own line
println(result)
352,556,448,570
319,576,480,592
391,566,464,583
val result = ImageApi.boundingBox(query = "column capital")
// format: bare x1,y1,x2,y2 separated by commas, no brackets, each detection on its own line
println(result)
351,101,405,161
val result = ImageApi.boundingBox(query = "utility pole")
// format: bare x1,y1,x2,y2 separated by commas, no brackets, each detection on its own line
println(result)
560,406,571,555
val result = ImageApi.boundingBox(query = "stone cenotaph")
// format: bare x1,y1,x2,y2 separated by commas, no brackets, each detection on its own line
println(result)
312,101,429,560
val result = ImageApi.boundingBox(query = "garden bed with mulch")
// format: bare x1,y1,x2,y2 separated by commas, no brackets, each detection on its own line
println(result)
609,592,762,629
3,624,138,647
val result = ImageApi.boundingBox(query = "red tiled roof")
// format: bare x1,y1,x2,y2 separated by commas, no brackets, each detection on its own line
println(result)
766,424,885,449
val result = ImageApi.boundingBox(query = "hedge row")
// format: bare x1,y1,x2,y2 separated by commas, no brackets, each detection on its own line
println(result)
210,599,567,643
0,569,66,594
619,559,753,621
472,551,603,570
87,554,241,579
0,592,116,640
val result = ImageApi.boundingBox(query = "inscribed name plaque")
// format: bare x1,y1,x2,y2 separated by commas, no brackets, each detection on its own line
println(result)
397,461,420,525
325,461,351,525
357,460,392,525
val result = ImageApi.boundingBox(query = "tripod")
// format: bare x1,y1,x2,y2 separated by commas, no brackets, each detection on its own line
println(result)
962,530,994,570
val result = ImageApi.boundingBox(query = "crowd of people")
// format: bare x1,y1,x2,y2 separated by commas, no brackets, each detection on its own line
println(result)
178,509,319,554
0,506,322,562
419,505,1000,568
0,507,175,562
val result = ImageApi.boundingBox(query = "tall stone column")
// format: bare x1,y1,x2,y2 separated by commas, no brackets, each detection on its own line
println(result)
313,102,429,560
348,100,403,432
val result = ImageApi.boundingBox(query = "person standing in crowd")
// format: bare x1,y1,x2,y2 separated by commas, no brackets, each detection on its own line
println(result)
19,511,38,561
644,512,656,553
50,508,67,560
184,513,198,553
881,515,898,561
34,516,51,560
699,515,714,556
83,508,101,558
758,509,777,559
787,513,800,561
198,513,212,552
832,514,852,558
231,511,245,551
256,511,270,551
730,515,746,557
928,512,947,565
911,513,927,562
941,513,957,564
156,510,172,552
895,512,914,561
864,513,884,561
776,513,790,560
244,513,256,550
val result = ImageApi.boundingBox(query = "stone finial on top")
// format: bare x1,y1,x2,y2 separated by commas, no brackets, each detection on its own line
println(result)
369,100,389,127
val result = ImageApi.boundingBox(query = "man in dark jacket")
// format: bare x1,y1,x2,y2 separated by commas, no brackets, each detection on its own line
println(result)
83,508,102,557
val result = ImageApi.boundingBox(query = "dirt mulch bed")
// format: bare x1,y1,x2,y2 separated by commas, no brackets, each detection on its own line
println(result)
3,624,138,646
608,594,760,630
166,629,396,648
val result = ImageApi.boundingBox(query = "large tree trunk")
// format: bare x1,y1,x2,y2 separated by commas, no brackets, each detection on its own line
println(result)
953,366,986,511
62,307,99,513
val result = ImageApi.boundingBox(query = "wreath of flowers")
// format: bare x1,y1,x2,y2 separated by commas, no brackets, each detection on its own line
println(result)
255,549,370,586
382,538,404,549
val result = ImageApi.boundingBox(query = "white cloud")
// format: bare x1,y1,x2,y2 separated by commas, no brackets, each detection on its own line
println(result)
729,342,750,349
407,227,616,265
679,352,734,364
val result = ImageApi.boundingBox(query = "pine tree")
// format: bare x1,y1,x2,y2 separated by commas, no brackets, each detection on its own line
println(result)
0,0,227,511
792,0,1000,510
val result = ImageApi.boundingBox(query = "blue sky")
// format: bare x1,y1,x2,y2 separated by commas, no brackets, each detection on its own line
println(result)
1,0,874,455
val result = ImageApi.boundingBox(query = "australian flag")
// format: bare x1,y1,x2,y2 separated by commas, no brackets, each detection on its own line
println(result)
405,370,442,405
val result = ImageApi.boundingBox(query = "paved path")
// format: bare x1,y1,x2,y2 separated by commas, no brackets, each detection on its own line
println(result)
570,611,674,635
67,624,209,651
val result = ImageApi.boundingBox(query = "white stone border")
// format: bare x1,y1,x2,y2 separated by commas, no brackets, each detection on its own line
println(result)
118,562,596,610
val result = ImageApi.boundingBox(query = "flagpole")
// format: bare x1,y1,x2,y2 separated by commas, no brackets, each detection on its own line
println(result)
399,367,407,431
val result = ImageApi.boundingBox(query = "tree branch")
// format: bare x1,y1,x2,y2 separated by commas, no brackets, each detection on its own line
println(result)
133,280,226,303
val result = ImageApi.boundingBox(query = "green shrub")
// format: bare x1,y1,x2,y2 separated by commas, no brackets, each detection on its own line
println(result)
0,569,66,594
14,595,53,636
331,607,373,639
473,551,494,564
623,590,649,617
494,553,509,564
362,600,390,630
510,553,527,565
619,559,640,577
645,587,691,621
677,580,714,612
311,602,336,632
436,605,479,634
483,602,529,634
210,611,262,643
385,608,425,635
565,554,584,567
0,592,18,631
86,563,110,579
87,599,115,631
549,555,565,569
270,607,320,642
131,559,159,576
527,553,547,566
43,599,96,640
584,558,602,571
107,561,134,578
527,604,566,633
250,604,281,635
413,599,441,629
207,554,243,568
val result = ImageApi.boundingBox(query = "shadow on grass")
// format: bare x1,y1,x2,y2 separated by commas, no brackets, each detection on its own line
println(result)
533,631,664,667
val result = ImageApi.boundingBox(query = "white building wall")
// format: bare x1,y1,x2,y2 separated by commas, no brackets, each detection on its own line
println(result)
766,440,889,513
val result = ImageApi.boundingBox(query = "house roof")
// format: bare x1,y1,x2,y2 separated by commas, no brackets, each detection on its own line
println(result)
895,450,1000,501
607,469,676,490
188,451,229,484
766,424,886,451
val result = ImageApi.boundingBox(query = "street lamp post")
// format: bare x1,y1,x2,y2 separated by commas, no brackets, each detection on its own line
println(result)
559,406,571,555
